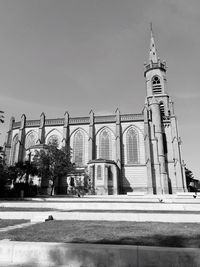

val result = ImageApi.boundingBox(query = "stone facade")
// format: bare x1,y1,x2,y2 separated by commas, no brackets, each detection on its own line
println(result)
4,29,187,195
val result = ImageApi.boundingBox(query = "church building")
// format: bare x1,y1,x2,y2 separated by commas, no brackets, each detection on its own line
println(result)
4,29,187,195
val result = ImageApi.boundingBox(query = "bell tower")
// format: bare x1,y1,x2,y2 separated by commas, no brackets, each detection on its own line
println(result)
144,25,187,194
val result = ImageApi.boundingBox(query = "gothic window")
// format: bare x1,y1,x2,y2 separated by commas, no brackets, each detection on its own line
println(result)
97,165,102,180
99,130,111,160
159,102,165,119
47,135,60,147
11,135,18,165
73,130,84,166
25,132,37,149
126,128,139,164
152,75,162,94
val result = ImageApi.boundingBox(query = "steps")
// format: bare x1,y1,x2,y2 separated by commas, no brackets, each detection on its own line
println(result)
0,195,200,223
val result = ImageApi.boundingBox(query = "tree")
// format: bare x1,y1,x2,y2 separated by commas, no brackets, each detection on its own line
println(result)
32,141,75,196
185,167,198,192
14,161,38,183
0,110,4,124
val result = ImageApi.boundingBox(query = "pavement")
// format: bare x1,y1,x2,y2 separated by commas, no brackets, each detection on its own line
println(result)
1,194,200,222
0,221,38,232
0,241,200,267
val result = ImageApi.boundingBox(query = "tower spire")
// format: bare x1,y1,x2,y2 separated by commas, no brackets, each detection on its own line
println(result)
149,23,158,63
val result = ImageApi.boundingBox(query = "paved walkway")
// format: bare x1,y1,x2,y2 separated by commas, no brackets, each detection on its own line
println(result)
1,195,200,223
0,221,39,232
1,242,200,267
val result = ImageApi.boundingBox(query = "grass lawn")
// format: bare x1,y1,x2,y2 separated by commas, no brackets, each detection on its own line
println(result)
0,220,200,247
0,219,29,228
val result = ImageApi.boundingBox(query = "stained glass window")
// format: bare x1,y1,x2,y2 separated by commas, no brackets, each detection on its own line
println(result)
25,132,37,149
73,131,84,166
11,135,18,165
99,130,110,160
126,128,139,164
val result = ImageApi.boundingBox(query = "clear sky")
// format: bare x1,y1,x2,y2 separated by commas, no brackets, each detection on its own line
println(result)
0,0,199,178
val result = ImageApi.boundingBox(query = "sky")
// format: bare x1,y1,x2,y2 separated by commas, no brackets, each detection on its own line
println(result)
0,0,199,178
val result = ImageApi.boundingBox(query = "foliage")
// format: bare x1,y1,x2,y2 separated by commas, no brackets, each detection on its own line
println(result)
70,170,95,196
0,110,4,123
185,167,194,187
185,167,199,192
32,141,75,195
14,161,38,183
0,156,38,197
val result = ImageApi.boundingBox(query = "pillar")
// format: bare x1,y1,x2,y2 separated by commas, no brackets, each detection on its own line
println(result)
38,112,45,144
62,111,70,150
16,114,26,162
5,117,15,165
88,110,94,161
144,105,154,194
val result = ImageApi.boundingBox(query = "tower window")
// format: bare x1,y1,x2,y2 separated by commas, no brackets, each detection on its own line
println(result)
152,76,162,94
159,102,165,119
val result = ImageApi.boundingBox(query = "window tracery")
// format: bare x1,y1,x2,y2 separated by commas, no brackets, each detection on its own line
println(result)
99,129,111,160
73,130,84,166
11,135,18,165
152,75,162,94
25,132,37,149
126,128,139,164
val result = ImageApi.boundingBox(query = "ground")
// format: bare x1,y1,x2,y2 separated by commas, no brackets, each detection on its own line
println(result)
0,220,200,247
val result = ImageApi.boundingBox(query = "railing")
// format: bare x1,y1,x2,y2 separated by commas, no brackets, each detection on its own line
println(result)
94,115,116,123
121,114,144,121
26,120,40,127
69,117,89,124
12,122,21,129
45,118,64,126
144,62,166,73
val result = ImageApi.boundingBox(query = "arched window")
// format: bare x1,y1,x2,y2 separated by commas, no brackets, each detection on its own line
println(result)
126,128,139,164
152,76,162,95
97,165,102,180
47,134,60,147
159,102,165,119
25,131,37,149
73,130,84,166
99,130,110,160
11,135,18,165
